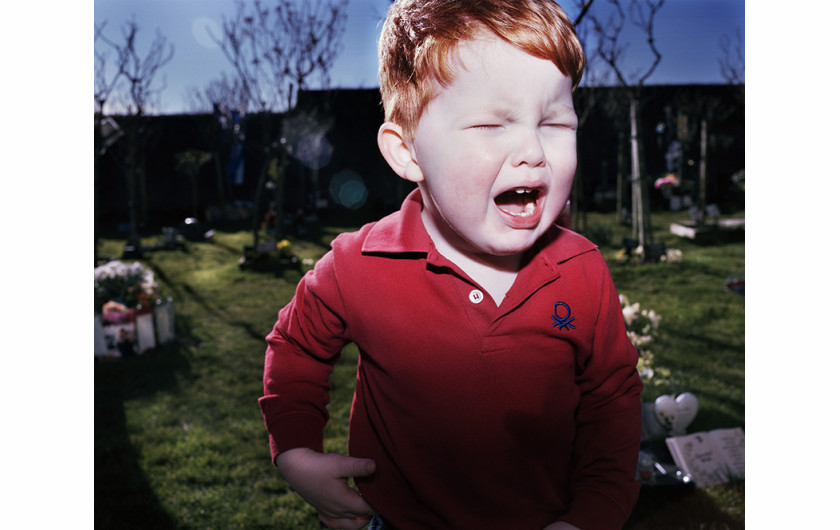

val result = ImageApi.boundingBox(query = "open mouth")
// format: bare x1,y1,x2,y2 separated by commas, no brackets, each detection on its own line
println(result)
494,187,540,218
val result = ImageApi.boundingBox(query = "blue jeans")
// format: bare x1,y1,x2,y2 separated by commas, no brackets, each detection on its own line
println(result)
368,515,386,530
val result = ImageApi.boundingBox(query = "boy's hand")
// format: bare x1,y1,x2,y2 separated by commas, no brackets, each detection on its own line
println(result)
543,522,582,530
275,448,376,530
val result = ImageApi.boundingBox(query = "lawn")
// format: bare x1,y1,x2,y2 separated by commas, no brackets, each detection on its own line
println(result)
94,208,745,529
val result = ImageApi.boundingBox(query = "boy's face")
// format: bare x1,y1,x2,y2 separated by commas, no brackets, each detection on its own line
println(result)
409,34,578,258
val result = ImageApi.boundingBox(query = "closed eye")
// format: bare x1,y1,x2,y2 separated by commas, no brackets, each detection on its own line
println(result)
541,122,577,130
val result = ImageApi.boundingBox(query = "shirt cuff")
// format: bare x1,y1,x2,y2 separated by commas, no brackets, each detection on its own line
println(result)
260,404,326,464
559,488,635,530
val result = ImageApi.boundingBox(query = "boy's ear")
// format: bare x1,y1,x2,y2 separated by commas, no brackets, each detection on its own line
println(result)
377,122,424,183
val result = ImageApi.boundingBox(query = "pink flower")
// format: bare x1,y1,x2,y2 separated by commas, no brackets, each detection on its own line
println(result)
654,174,680,189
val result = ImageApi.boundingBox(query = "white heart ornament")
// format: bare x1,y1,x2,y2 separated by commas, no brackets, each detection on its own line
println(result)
671,392,699,435
654,395,678,431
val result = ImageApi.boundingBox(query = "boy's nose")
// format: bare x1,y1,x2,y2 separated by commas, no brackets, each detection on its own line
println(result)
513,129,546,168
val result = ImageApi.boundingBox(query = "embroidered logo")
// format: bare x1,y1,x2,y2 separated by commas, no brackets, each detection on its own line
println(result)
551,302,576,331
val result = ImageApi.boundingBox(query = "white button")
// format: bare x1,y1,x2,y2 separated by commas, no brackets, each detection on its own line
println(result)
469,289,484,304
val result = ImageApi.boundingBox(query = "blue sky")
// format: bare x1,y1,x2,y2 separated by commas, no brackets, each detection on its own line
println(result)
94,0,745,115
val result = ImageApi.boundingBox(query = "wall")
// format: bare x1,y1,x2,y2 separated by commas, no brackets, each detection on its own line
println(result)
95,84,745,232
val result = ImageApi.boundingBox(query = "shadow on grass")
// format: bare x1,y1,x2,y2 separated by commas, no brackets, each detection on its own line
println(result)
147,256,270,344
625,482,745,529
95,343,190,530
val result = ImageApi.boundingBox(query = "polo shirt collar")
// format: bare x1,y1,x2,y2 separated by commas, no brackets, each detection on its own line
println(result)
361,188,596,267
361,188,433,255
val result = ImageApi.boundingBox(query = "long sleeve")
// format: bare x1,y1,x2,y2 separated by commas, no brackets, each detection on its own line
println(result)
561,258,643,529
258,250,351,463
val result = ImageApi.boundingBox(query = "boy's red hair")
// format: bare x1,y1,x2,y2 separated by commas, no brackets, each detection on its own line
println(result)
378,0,585,139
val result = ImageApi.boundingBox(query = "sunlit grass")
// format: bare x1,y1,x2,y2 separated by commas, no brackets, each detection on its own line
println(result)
95,209,744,529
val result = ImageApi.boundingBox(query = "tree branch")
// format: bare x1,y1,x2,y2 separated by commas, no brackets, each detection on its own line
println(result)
215,0,348,113
718,27,745,85
571,0,595,28
116,18,175,115
94,21,129,114
629,0,665,86
591,0,631,87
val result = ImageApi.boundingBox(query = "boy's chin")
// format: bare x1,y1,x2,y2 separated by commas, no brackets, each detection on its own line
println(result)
480,231,544,257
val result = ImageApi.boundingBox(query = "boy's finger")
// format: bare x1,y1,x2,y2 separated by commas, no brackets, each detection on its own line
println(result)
320,515,340,529
330,455,376,478
320,514,371,529
337,515,373,529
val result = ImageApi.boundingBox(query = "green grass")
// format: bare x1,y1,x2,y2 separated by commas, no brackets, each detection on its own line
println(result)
95,209,744,529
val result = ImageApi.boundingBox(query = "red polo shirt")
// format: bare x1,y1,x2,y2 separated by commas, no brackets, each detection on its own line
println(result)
260,190,642,529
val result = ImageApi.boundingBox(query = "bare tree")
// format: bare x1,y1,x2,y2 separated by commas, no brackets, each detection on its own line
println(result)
94,18,174,256
588,0,666,262
122,19,175,253
668,28,743,227
719,27,745,86
119,19,175,116
95,21,128,259
175,150,214,218
213,0,349,248
216,0,348,113
94,22,127,118
95,18,174,115
185,72,249,114
183,73,250,210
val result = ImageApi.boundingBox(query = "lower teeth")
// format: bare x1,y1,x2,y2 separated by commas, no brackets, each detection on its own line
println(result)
513,203,536,217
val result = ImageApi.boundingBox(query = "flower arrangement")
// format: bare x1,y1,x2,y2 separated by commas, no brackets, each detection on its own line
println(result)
239,239,301,271
619,294,663,382
276,239,293,257
94,260,159,311
654,173,680,190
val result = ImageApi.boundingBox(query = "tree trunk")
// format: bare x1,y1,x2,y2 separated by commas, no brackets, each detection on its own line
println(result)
615,128,625,225
273,149,288,239
126,118,141,251
251,156,270,250
213,152,227,205
571,165,586,232
698,118,708,225
630,98,645,253
95,110,103,260
138,133,148,229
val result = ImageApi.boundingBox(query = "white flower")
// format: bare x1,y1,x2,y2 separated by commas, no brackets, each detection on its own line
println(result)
620,293,665,381
627,331,653,348
619,294,629,307
661,248,683,263
141,268,157,291
642,309,661,330
622,302,640,326
94,260,158,305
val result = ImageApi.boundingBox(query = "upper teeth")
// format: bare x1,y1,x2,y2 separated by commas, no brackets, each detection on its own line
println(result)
515,188,530,194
